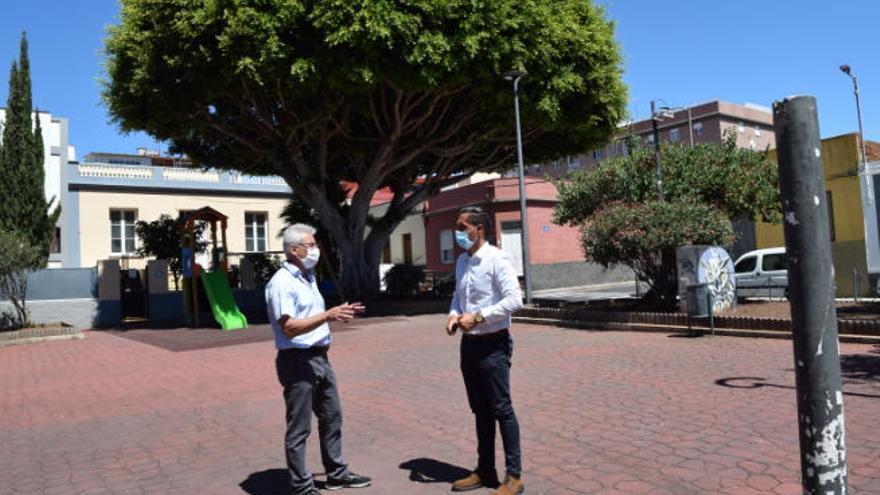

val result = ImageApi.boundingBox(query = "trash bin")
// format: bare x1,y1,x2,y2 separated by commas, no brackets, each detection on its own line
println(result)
686,283,710,318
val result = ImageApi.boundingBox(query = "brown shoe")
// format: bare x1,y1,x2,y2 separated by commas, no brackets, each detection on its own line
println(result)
451,470,500,492
492,475,524,495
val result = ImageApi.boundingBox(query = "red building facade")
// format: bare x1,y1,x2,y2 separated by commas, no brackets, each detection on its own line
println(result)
423,177,584,274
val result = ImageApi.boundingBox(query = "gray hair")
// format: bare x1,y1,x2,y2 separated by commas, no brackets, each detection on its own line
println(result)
283,223,317,251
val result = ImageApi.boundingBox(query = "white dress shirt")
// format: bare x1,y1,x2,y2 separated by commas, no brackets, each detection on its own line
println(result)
449,242,524,335
265,262,331,349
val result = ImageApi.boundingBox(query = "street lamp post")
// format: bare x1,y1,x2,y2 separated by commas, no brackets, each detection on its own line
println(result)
650,100,664,200
840,64,869,172
505,70,533,305
650,100,679,200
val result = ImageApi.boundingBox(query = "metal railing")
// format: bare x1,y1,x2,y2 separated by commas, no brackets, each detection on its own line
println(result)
74,162,290,191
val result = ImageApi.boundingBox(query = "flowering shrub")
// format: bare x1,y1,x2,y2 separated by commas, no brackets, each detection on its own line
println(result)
553,135,779,309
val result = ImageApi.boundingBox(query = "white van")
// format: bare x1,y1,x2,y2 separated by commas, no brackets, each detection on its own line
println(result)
734,247,788,299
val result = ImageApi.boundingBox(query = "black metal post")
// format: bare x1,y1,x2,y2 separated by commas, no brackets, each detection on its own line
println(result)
506,71,533,305
707,289,715,336
651,100,663,200
773,95,847,494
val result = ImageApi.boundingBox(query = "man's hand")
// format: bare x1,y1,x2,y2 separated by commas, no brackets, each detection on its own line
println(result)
458,312,478,332
446,314,460,335
348,301,367,315
326,302,365,323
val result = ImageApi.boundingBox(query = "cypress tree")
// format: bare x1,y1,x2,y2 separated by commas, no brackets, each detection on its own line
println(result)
0,33,59,267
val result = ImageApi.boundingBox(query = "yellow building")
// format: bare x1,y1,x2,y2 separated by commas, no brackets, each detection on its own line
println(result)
67,152,291,270
755,133,880,296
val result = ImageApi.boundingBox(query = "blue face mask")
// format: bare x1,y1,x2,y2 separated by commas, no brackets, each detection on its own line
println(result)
455,230,474,250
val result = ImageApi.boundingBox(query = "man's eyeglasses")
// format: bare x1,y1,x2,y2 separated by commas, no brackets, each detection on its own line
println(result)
295,242,318,249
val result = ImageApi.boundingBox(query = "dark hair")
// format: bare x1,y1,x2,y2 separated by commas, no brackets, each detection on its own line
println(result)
459,206,495,243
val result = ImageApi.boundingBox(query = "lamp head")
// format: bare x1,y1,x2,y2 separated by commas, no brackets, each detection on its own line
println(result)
504,70,527,81
840,64,852,76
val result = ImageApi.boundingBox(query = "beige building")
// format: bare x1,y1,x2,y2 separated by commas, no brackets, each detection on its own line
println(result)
525,100,777,178
67,151,291,269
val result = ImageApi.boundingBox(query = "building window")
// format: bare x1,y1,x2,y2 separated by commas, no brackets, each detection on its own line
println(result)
592,149,603,160
646,134,655,144
567,157,581,171
754,126,762,137
669,128,680,142
245,212,267,252
440,229,454,264
737,122,746,133
693,122,704,136
110,209,137,255
382,241,392,264
826,191,835,242
49,227,61,254
402,233,413,265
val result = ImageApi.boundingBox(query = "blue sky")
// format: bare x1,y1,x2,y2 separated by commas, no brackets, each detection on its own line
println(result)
0,0,877,161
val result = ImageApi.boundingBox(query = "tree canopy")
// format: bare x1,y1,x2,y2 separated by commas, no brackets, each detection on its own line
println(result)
554,136,780,309
554,135,781,227
104,0,627,296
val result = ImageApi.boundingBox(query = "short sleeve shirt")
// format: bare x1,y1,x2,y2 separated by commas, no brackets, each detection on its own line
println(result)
265,262,331,349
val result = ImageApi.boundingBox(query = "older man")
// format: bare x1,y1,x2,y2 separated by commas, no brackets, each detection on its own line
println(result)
266,223,371,495
446,206,525,495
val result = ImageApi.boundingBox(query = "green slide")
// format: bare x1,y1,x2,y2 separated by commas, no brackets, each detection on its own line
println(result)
200,268,248,331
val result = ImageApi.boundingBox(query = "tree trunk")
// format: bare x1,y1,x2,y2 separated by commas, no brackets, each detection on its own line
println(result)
655,249,679,311
335,237,380,299
10,273,29,327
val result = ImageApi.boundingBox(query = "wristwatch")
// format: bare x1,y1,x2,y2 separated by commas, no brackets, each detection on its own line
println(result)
474,310,485,325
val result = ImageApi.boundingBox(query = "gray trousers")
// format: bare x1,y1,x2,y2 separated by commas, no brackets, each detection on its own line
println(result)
276,348,348,494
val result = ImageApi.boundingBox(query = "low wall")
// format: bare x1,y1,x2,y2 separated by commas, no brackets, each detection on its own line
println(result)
146,289,265,325
0,268,111,329
0,298,119,329
530,261,635,290
27,268,97,300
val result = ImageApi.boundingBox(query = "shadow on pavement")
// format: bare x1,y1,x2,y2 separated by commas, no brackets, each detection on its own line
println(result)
399,458,470,484
840,353,880,382
240,469,288,495
715,372,880,399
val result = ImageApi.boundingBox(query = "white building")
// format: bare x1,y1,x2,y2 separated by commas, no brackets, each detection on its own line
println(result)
0,109,76,268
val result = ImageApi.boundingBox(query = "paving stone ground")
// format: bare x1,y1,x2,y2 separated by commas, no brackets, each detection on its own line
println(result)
1,314,879,495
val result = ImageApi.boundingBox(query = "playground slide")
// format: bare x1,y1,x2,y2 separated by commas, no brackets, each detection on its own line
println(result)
200,268,248,330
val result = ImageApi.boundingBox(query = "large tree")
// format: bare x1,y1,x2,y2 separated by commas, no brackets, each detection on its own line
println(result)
554,135,781,310
0,33,59,266
104,0,627,297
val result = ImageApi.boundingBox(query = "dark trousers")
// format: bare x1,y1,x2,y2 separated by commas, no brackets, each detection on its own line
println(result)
460,331,522,478
276,348,349,494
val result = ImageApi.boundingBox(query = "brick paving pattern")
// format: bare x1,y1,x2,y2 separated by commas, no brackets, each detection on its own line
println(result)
1,314,879,494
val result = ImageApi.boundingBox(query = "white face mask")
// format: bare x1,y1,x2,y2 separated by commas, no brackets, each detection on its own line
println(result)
299,247,321,270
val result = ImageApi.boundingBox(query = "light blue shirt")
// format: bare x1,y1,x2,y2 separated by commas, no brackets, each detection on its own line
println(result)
450,243,524,335
265,261,331,349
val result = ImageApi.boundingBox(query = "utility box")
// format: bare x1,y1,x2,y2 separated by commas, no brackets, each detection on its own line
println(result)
677,245,736,314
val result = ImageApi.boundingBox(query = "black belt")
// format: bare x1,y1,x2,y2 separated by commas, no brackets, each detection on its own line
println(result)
279,345,329,355
463,328,509,340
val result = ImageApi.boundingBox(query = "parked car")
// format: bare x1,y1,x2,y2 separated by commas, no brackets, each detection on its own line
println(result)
734,247,789,299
